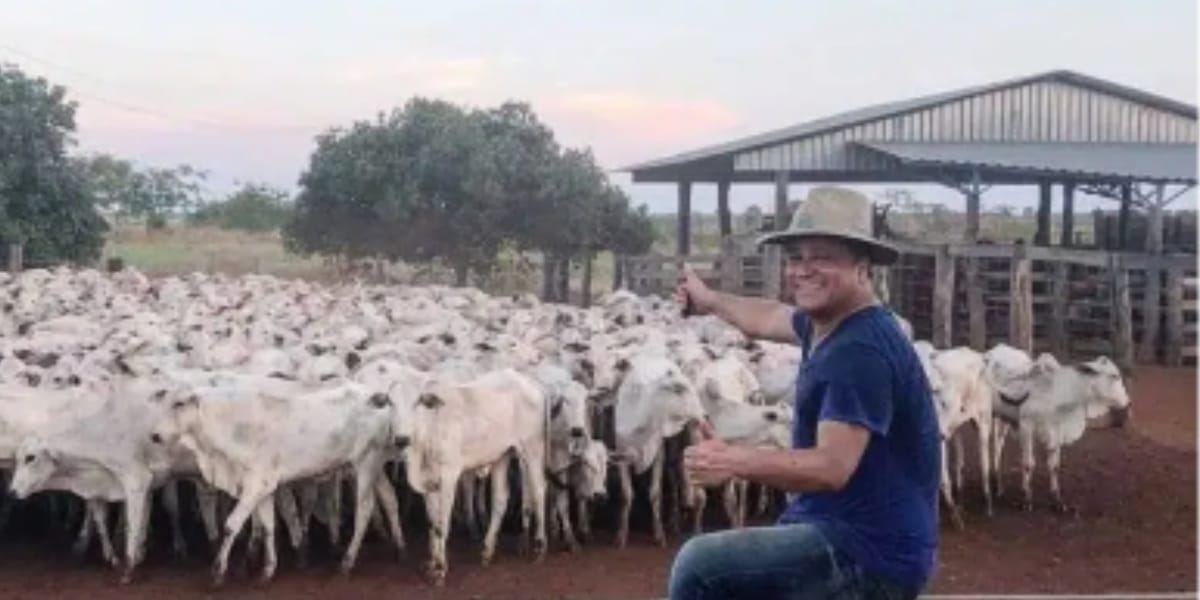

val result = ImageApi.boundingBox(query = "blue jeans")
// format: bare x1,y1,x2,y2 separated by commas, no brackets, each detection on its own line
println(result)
667,523,919,600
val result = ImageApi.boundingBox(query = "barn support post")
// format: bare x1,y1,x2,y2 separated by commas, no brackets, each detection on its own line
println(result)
1060,182,1076,247
1166,267,1185,367
966,255,986,350
1118,183,1132,250
717,180,732,238
1109,254,1134,371
1034,181,1052,246
677,181,692,257
1051,261,1070,357
964,170,982,242
932,244,955,348
612,254,625,291
1009,241,1034,354
773,171,789,230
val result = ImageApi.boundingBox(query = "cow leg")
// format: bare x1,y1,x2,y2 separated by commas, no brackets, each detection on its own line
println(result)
213,482,274,588
649,450,666,547
481,455,512,566
555,487,579,553
615,462,632,549
275,485,307,568
722,481,739,528
372,471,406,560
422,474,458,586
951,432,965,500
517,449,548,562
1047,445,1073,515
72,499,97,560
1019,427,1036,512
339,455,385,576
458,477,481,541
754,482,770,516
296,482,319,556
662,444,681,538
940,439,965,530
319,476,342,550
194,481,221,551
575,494,591,542
991,418,1010,498
737,481,750,527
91,500,119,569
162,480,188,560
119,481,152,585
253,496,278,584
976,418,994,517
689,484,706,536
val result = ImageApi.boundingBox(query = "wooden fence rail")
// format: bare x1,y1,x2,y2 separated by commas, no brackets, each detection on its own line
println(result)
623,238,1195,367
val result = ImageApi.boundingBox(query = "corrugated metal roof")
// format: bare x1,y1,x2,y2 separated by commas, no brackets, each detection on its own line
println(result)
621,70,1197,173
853,141,1198,183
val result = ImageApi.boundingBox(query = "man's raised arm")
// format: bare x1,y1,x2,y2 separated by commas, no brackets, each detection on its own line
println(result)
675,265,799,345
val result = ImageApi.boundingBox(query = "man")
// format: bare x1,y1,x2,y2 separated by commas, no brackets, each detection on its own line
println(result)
669,188,940,600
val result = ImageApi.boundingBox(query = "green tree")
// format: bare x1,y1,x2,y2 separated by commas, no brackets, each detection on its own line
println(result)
0,64,106,263
190,182,291,232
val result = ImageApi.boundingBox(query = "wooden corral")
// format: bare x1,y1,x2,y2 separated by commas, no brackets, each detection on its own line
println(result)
621,239,1196,367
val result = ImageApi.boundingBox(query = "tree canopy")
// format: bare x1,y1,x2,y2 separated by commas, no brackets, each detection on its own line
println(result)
0,63,107,262
284,97,656,284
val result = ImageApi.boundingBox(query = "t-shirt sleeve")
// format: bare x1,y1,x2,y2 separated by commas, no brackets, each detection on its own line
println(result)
815,346,894,436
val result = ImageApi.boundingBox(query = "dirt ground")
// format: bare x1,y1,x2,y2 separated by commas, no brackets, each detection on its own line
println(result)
0,366,1192,599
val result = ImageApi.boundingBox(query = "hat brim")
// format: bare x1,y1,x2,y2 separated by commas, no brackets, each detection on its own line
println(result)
756,228,900,266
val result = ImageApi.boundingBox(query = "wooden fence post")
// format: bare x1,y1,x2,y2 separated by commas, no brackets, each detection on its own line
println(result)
932,244,954,348
1051,261,1070,357
1138,265,1163,364
764,245,782,301
1109,254,1134,369
6,243,22,273
1166,267,1184,367
967,255,987,350
1009,242,1034,354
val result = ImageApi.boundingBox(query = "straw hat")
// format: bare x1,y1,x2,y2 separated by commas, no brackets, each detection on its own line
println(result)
757,186,899,265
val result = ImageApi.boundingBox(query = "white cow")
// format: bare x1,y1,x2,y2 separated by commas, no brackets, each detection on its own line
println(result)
612,354,706,549
150,379,403,585
396,368,551,585
988,353,1132,512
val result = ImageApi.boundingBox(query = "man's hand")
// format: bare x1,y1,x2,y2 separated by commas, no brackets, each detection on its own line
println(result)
683,422,747,487
675,265,715,317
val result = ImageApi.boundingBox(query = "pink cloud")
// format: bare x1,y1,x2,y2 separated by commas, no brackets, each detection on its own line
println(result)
537,91,741,165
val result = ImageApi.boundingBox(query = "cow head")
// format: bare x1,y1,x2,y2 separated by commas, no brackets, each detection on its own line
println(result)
578,440,610,503
9,437,62,500
1074,356,1133,428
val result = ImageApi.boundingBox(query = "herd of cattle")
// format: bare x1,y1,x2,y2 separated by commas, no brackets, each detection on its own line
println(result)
0,266,1133,587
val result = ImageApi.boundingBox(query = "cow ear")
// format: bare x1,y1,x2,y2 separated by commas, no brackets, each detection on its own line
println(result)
418,393,444,409
345,352,362,371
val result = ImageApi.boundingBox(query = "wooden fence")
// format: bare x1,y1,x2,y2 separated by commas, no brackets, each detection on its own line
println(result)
620,238,1195,367
888,242,1197,367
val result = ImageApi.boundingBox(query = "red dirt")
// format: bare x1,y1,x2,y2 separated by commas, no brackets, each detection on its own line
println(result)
0,366,1192,599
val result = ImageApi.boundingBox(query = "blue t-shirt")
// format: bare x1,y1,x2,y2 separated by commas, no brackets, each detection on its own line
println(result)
776,305,940,589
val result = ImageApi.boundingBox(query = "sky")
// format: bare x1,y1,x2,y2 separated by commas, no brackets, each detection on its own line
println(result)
0,0,1196,216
